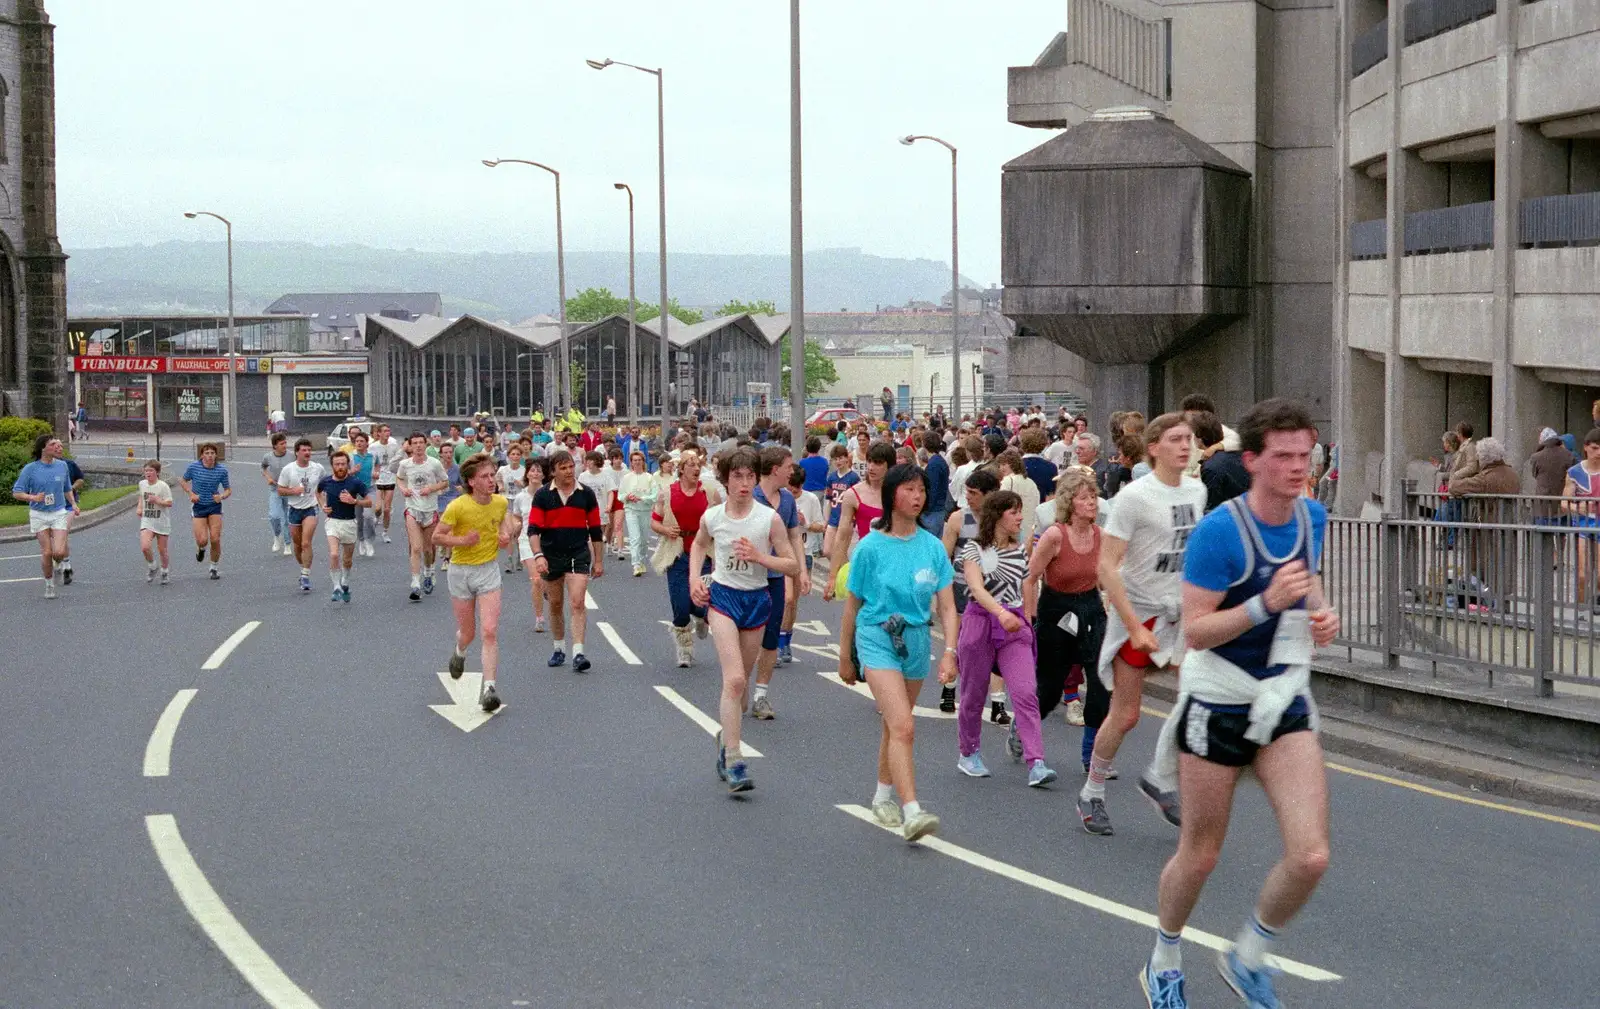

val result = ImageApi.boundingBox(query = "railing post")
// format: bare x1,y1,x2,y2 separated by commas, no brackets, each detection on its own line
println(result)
1382,517,1402,669
1530,528,1556,697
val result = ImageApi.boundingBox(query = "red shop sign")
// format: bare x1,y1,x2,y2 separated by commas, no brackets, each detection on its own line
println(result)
72,356,165,373
167,357,236,373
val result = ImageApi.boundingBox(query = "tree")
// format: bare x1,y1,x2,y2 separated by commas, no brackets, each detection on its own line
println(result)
569,359,587,406
564,287,703,325
716,298,777,317
780,334,838,397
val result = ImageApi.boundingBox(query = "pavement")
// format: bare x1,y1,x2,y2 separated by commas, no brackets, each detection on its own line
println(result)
3,486,1599,1008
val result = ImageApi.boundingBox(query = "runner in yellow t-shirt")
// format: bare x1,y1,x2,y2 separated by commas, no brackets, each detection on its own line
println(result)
433,453,515,713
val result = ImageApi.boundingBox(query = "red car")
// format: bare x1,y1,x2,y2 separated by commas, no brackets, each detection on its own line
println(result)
805,407,867,428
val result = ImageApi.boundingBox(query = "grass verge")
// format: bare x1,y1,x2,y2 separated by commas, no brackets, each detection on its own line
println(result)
0,484,137,527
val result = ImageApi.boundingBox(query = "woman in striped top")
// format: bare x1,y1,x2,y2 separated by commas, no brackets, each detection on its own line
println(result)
954,490,1057,788
180,443,232,580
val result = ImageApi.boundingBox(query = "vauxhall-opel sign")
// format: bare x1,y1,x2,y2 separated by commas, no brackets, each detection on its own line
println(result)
293,386,354,416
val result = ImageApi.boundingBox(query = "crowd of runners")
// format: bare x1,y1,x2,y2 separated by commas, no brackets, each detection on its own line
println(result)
11,395,1338,1008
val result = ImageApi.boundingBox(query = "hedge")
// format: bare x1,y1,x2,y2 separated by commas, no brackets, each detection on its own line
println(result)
0,443,29,505
0,416,53,448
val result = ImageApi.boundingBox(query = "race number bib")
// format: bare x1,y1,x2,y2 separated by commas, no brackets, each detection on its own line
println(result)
42,493,55,506
1268,608,1313,667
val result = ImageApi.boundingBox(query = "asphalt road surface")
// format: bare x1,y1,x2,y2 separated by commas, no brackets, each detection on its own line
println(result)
3,486,1597,1008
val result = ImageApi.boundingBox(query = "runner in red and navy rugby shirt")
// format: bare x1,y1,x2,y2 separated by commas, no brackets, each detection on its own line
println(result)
527,449,605,672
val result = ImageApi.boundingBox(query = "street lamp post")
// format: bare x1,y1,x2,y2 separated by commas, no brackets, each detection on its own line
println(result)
614,183,638,421
183,211,238,448
483,159,566,415
898,135,961,422
587,57,670,425
788,0,806,455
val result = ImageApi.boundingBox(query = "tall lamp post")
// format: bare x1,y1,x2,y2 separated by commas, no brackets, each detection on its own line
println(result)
788,0,806,455
482,158,566,414
183,211,238,449
898,134,961,422
614,183,638,421
586,57,670,424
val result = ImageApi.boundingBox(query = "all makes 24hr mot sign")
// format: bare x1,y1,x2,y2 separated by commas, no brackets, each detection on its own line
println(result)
293,386,353,416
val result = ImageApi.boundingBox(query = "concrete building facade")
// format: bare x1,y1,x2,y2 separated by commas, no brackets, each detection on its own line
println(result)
1337,0,1600,509
0,1,66,432
1007,0,1338,431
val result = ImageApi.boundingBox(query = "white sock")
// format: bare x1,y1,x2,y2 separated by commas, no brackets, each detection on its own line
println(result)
453,636,467,659
872,781,895,804
572,639,584,656
724,738,742,762
147,559,157,571
902,800,923,819
989,691,1007,703
753,683,769,701
1150,928,1183,973
301,566,310,577
330,570,341,589
1234,914,1279,970
411,574,421,588
342,566,352,587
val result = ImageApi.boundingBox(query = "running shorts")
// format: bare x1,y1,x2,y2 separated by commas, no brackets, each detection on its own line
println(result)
761,576,787,650
542,551,592,582
1115,615,1160,669
854,622,933,680
191,502,223,519
324,518,358,545
288,505,318,526
517,535,535,563
448,559,503,600
710,582,771,630
29,510,70,533
405,507,438,528
1174,697,1313,767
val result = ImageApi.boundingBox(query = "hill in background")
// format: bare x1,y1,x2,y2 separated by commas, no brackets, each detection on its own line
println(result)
64,241,979,319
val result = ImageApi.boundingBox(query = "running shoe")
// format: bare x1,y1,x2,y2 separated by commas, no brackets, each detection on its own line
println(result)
726,761,753,793
751,695,775,720
693,616,708,639
1140,963,1189,1009
871,798,903,827
331,587,344,602
341,585,352,603
382,532,392,544
1028,760,1058,788
409,583,421,602
1006,723,1024,763
196,546,206,563
777,642,793,664
633,564,644,577
480,682,501,713
422,574,435,595
448,652,465,679
939,685,957,713
43,579,56,599
1217,949,1281,1009
1076,796,1113,835
160,569,170,585
270,537,280,554
902,808,940,842
1138,775,1182,827
716,730,727,781
956,753,992,778
146,566,155,583
62,565,72,586
548,649,566,668
534,616,546,633
299,574,312,592
209,567,220,581
989,700,1011,725
572,652,591,673
1065,698,1086,726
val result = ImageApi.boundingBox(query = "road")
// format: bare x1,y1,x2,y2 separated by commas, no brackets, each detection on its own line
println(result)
2,485,1597,1008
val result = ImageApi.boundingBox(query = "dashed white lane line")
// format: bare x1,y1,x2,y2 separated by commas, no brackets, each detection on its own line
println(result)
813,670,956,719
143,689,198,777
201,621,261,670
596,621,642,665
145,814,322,1008
652,686,764,758
835,804,1341,983
0,575,40,584
584,592,598,610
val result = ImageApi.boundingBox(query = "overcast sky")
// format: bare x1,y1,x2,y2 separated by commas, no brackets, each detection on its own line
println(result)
53,1,1065,286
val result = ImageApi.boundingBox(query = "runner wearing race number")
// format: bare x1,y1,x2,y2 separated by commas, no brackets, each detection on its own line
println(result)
749,445,808,720
137,460,174,584
689,448,798,794
1139,399,1337,1009
277,438,326,594
1077,413,1205,838
395,433,448,601
316,450,371,602
369,423,401,544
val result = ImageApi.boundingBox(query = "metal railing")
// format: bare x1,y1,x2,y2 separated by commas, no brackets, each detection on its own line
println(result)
1352,18,1388,76
1403,0,1496,45
1406,201,1495,254
1067,0,1171,101
1350,218,1387,259
1521,191,1600,248
1324,500,1600,697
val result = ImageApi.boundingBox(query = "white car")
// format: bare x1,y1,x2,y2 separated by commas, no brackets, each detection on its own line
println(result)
325,417,373,455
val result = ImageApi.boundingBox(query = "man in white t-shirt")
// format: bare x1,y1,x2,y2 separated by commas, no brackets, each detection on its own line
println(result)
1076,413,1206,838
276,438,327,594
395,433,449,600
1043,426,1074,469
368,423,401,544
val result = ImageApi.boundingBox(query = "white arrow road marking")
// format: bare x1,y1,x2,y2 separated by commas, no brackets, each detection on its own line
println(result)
595,622,642,665
429,672,505,732
792,642,839,662
202,621,262,670
813,670,957,719
790,619,830,637
652,686,763,757
143,689,198,777
145,814,322,1008
835,804,1341,982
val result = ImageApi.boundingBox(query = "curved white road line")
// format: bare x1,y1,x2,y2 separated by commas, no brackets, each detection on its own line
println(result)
145,814,321,1008
143,689,198,777
836,804,1341,982
202,621,261,670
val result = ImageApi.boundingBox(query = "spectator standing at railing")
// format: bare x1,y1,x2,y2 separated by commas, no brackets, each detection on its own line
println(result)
1562,429,1600,611
1530,426,1576,522
1449,436,1519,608
1448,421,1480,487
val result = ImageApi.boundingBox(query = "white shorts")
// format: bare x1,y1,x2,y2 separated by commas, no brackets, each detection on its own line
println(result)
30,510,70,534
517,533,534,562
325,518,359,545
448,559,503,600
405,507,438,528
